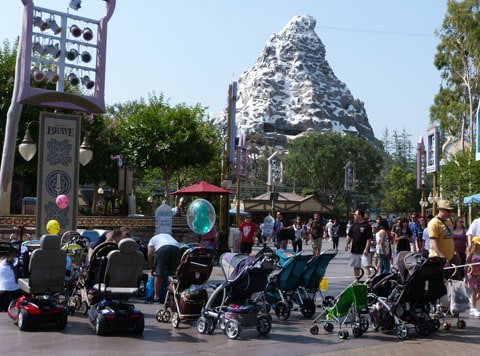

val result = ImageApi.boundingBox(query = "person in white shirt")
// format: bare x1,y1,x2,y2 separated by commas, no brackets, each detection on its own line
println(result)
147,233,181,302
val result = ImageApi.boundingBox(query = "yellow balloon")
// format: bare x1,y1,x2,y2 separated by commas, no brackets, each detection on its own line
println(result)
46,219,60,234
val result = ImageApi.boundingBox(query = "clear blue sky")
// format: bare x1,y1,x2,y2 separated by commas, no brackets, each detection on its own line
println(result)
3,0,447,146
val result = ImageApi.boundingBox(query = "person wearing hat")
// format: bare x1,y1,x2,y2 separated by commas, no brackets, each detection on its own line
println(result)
466,236,480,316
427,200,460,279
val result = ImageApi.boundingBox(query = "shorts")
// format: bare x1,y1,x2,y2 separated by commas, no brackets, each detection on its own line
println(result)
311,237,323,250
361,254,372,267
240,241,253,254
154,245,181,277
349,253,363,268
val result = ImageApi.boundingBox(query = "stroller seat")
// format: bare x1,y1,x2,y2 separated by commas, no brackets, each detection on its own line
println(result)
18,234,66,295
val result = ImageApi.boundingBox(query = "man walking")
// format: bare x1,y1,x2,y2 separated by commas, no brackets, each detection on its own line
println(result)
309,213,325,256
345,209,373,278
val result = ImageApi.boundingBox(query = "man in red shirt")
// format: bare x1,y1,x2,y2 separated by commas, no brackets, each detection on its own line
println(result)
239,213,258,255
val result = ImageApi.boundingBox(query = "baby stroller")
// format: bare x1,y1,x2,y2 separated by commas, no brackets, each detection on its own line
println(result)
155,246,216,328
197,251,275,339
297,250,337,316
368,251,447,340
68,240,120,315
88,238,145,336
60,231,91,315
8,234,68,331
264,249,312,320
310,279,370,339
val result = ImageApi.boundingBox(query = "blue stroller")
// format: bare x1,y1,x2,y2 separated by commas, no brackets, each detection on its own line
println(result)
264,249,312,320
197,251,275,339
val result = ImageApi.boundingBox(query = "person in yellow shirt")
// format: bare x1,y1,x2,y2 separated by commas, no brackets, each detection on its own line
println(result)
428,200,460,280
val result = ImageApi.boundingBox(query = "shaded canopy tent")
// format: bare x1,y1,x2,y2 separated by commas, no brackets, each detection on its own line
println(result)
170,181,232,198
229,208,247,215
464,193,480,204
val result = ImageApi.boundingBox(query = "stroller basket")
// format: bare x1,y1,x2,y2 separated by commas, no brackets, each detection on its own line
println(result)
225,305,259,326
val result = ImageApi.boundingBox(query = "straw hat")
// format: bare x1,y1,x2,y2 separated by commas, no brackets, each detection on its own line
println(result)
437,200,454,211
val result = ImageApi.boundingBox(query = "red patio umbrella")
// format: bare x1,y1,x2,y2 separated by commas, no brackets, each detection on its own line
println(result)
170,181,232,196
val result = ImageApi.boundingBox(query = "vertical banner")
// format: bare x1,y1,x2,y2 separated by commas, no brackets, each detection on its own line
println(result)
236,132,247,179
426,126,439,173
36,112,80,236
416,136,425,189
229,81,237,163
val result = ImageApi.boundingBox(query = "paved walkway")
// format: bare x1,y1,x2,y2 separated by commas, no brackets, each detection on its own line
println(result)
1,237,480,355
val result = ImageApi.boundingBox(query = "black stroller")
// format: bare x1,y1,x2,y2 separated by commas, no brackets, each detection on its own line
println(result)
197,251,275,339
368,251,447,339
155,246,216,328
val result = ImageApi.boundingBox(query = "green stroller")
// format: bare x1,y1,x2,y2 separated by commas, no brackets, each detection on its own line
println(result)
310,282,369,339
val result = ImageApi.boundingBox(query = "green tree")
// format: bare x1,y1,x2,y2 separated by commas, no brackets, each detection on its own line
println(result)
432,0,480,148
111,94,220,198
381,166,418,215
284,132,383,206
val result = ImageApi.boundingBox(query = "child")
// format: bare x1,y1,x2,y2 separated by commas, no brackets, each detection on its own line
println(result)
466,236,480,317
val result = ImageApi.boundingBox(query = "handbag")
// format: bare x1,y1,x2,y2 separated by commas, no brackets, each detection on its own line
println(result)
145,275,155,301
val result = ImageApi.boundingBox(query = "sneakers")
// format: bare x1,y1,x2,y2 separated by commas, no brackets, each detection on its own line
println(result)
469,308,480,317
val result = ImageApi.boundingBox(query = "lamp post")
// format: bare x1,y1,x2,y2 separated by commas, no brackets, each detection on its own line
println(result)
419,185,428,217
18,123,93,165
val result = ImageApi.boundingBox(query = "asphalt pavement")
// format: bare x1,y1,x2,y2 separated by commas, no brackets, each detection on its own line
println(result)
1,237,480,355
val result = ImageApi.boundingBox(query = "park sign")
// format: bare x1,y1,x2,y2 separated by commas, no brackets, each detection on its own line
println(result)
17,0,116,113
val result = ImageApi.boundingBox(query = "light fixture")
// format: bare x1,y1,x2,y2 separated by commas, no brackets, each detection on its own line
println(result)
45,43,61,58
69,0,82,11
31,67,45,82
427,192,434,204
81,75,95,89
33,16,49,31
81,51,92,63
67,72,80,86
46,18,62,35
79,137,93,166
32,40,45,56
66,48,79,61
70,24,82,37
45,69,60,83
19,123,93,165
18,124,37,161
83,27,93,41
97,187,104,195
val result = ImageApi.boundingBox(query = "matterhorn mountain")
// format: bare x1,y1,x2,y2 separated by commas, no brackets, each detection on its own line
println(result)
211,14,377,149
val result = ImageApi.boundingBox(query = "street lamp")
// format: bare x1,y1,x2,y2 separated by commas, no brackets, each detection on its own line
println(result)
18,123,93,166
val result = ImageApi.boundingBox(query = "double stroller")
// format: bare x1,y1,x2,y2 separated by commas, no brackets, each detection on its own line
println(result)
368,251,448,339
155,246,216,328
197,250,275,339
265,249,336,320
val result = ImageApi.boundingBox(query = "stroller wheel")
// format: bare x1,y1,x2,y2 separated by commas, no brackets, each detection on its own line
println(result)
300,298,316,318
256,315,271,335
338,329,349,339
395,324,408,340
352,326,363,338
171,312,180,328
359,316,369,332
323,295,335,307
310,325,319,335
225,319,241,339
416,320,433,337
162,310,171,323
432,317,441,330
442,322,451,330
275,301,291,321
197,316,208,334
17,308,29,331
207,317,216,334
324,322,334,333
457,319,466,329
79,301,89,315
